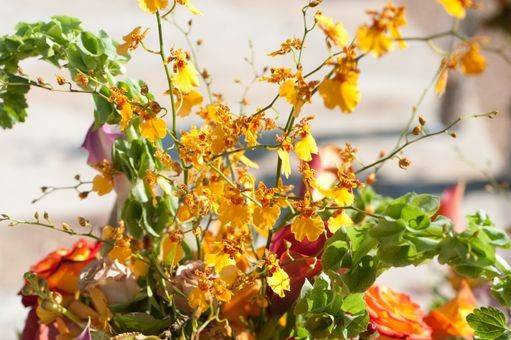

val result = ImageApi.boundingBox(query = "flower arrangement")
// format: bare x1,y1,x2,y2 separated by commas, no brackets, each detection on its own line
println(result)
1,0,511,339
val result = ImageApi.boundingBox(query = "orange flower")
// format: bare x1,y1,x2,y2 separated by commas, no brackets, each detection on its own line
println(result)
424,281,477,339
221,282,264,331
28,240,101,294
365,286,432,340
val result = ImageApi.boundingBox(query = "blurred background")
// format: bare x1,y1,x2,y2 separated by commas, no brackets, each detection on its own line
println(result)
0,0,510,337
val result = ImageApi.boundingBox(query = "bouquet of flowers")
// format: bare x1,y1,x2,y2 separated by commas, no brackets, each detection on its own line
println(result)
1,0,511,339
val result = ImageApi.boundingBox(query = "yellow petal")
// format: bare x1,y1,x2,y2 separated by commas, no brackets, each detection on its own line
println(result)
161,236,184,267
291,215,324,242
327,212,353,233
356,26,393,58
253,205,281,237
460,43,486,75
188,287,209,315
139,0,168,13
205,252,236,273
295,133,318,162
278,78,302,113
218,199,251,228
267,267,290,298
88,286,112,319
321,187,354,207
315,12,349,48
177,0,203,15
119,103,133,131
131,258,150,278
173,63,199,93
277,149,292,178
435,68,449,96
108,243,132,263
140,117,167,143
318,74,360,113
219,265,238,286
437,0,467,19
177,89,203,117
92,174,113,196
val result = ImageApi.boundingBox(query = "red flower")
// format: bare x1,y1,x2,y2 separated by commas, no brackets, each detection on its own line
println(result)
29,239,101,295
20,240,100,340
268,226,324,314
365,286,432,339
269,145,341,314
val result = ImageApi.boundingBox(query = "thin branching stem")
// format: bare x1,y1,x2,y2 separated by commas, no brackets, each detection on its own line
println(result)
357,111,497,174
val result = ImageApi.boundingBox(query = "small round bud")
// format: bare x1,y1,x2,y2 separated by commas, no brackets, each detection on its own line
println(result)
79,191,90,199
78,216,87,227
399,157,411,169
150,101,162,113
61,222,72,232
418,115,426,126
56,75,66,86
140,83,149,95
366,173,376,185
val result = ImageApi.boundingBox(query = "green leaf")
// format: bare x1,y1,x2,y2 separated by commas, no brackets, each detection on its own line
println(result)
304,313,334,338
0,16,129,128
0,74,29,128
294,327,311,339
341,293,365,314
370,219,405,243
322,240,348,271
92,91,114,128
113,313,171,335
121,198,143,239
345,310,369,338
492,275,511,308
410,193,439,215
466,307,511,340
341,255,379,292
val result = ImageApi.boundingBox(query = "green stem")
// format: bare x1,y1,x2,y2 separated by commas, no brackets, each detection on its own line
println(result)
156,11,177,138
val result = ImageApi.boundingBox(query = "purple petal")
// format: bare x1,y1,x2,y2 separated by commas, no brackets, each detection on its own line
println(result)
81,123,123,165
76,320,92,340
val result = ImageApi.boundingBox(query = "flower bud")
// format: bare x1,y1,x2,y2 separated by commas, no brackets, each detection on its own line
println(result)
398,157,411,169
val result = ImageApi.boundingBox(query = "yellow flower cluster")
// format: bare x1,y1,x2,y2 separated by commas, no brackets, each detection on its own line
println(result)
22,1,495,337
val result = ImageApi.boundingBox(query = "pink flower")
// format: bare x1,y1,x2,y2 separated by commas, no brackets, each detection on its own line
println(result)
173,260,206,314
79,259,140,305
81,123,130,207
81,123,123,165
